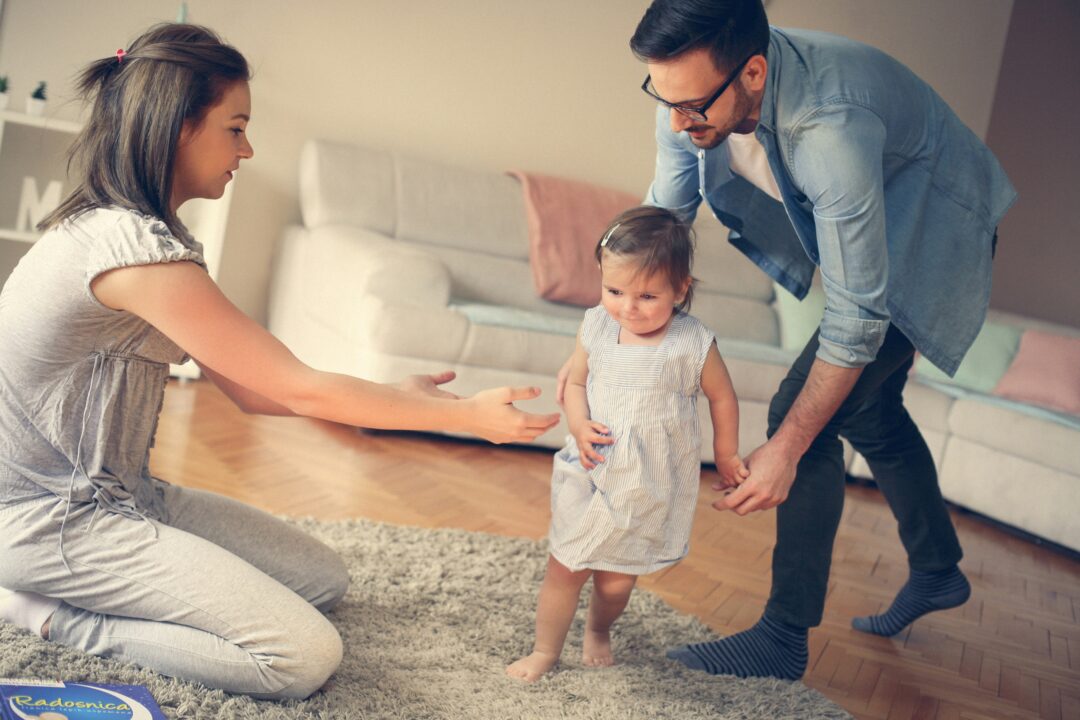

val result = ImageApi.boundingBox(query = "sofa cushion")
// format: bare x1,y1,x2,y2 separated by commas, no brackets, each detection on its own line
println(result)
401,238,781,345
940,438,1079,551
452,303,581,337
915,320,1021,393
901,381,955,433
721,354,790,404
355,296,470,364
455,321,577,376
359,296,575,376
300,141,397,235
947,395,1080,476
302,226,452,312
396,154,529,260
403,241,585,319
692,212,776,304
992,329,1080,416
693,291,780,347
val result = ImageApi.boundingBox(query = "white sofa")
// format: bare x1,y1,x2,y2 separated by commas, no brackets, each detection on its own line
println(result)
268,139,1080,552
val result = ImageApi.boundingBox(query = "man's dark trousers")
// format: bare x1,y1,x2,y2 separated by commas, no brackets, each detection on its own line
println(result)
763,325,964,628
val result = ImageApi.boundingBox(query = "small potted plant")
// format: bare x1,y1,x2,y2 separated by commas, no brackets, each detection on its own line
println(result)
0,76,9,112
26,81,46,116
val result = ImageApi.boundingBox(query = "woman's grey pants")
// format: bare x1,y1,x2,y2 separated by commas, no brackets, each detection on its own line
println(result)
0,482,349,699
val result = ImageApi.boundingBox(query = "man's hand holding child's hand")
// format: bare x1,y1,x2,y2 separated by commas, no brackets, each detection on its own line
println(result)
713,452,750,490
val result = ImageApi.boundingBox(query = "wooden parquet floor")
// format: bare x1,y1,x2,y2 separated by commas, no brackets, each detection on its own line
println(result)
151,379,1080,720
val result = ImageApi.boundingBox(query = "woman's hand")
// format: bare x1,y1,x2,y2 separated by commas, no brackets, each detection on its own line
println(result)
463,386,561,444
712,451,750,491
395,370,460,400
573,420,613,470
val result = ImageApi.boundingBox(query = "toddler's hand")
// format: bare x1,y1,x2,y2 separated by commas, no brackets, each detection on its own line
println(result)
713,452,750,490
574,421,613,470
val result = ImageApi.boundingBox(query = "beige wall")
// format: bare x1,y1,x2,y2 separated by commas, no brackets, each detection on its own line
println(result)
0,0,1013,323
984,0,1080,328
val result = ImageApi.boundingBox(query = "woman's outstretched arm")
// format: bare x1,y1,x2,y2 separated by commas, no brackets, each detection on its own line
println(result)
91,261,560,443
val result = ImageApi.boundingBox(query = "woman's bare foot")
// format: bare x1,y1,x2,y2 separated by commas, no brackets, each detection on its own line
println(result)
506,650,559,682
582,627,615,667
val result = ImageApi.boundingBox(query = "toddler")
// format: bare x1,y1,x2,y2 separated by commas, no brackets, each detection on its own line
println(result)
507,206,748,681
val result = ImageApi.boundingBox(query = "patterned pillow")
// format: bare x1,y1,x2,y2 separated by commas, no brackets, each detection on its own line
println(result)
774,281,825,352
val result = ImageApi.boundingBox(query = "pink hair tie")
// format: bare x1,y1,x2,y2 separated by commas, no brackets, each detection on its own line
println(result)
116,48,126,63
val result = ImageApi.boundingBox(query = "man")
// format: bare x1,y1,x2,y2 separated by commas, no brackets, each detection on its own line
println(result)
598,0,1014,680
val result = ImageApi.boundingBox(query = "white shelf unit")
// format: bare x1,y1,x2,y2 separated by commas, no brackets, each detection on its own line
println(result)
0,108,82,134
0,227,37,243
0,109,82,242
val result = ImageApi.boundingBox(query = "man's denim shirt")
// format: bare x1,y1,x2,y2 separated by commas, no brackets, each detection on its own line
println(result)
646,27,1017,375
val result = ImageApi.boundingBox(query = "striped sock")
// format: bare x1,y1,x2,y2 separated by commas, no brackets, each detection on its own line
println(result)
852,565,970,637
666,613,808,680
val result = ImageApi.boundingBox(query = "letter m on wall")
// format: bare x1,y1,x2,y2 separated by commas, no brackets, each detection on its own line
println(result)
16,176,63,232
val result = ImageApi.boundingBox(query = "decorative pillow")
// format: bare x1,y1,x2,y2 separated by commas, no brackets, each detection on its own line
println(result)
993,330,1080,416
774,281,826,352
508,170,640,307
915,320,1022,393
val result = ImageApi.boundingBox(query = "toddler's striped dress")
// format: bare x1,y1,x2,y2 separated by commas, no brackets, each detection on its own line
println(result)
549,305,715,575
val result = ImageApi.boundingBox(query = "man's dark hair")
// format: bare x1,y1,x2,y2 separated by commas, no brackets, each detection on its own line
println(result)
630,0,769,73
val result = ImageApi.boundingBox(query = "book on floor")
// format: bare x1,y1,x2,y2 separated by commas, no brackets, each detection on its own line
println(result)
0,679,165,720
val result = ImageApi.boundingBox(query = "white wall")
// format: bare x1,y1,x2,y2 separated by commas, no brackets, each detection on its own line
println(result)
0,0,1013,323
766,0,1012,140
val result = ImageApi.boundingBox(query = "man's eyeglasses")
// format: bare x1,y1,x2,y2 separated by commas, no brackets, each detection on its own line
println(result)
641,51,760,122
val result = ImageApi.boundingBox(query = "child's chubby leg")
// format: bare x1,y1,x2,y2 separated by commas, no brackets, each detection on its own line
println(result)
583,570,637,667
507,554,592,682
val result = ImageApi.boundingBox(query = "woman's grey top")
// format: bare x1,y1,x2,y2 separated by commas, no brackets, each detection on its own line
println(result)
0,207,205,520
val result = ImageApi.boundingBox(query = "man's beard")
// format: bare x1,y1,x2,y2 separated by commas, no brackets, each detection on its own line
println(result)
685,84,755,149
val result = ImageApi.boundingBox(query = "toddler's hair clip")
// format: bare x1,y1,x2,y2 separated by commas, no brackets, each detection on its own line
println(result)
601,223,621,247
116,48,127,64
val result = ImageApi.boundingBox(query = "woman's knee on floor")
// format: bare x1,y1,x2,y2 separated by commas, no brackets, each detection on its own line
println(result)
309,549,350,613
264,615,344,700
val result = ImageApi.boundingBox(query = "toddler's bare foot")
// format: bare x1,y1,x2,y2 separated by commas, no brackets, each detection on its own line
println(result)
582,628,615,667
506,651,559,682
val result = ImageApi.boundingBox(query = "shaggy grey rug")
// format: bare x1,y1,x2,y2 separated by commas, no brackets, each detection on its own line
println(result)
0,518,850,719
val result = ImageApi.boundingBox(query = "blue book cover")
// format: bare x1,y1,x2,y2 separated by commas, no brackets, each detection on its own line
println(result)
0,679,166,720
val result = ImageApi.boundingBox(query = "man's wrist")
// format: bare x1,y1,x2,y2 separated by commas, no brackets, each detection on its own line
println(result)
769,425,810,458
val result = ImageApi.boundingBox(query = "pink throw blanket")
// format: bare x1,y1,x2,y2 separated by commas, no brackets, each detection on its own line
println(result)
509,170,640,307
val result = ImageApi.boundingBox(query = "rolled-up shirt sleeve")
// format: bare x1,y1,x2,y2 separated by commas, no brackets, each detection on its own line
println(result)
644,105,703,223
791,105,891,368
